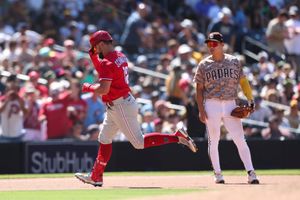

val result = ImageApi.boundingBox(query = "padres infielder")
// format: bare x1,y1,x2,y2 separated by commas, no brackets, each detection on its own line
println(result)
193,32,259,184
75,30,197,187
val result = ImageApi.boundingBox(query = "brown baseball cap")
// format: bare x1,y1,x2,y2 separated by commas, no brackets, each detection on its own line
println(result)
205,32,224,43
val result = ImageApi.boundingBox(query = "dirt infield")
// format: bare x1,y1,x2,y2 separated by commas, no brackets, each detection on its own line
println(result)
0,175,299,200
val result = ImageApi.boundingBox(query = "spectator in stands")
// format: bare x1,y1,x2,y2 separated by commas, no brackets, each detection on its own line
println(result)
280,79,296,105
139,26,160,55
19,70,48,99
1,39,19,70
284,5,300,81
67,79,87,138
22,86,46,141
153,118,163,133
141,111,155,133
38,81,71,139
120,2,150,55
80,24,97,52
180,79,206,138
84,124,100,141
254,51,276,82
177,19,200,49
166,39,179,57
170,44,197,70
265,9,289,54
277,61,296,83
165,65,184,105
209,7,237,52
12,23,43,49
274,108,290,128
154,99,170,120
261,115,295,140
16,37,35,71
97,7,123,42
82,92,105,131
60,39,77,68
156,54,172,74
265,89,284,111
0,75,27,142
249,96,273,122
140,90,160,115
285,99,300,129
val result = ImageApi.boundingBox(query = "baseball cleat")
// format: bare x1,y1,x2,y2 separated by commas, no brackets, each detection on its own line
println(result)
175,128,198,153
214,172,225,184
248,170,259,184
75,172,103,187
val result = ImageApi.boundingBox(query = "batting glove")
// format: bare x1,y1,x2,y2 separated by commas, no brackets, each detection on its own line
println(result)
82,83,93,93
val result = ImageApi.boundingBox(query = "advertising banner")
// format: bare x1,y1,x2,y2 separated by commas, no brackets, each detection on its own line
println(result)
24,141,98,173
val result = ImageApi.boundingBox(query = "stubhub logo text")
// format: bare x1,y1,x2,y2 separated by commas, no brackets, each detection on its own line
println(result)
30,152,94,173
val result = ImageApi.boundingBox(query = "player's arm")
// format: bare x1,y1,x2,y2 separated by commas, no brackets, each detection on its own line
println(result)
195,83,208,123
239,75,253,101
195,83,205,111
82,80,111,95
89,51,102,67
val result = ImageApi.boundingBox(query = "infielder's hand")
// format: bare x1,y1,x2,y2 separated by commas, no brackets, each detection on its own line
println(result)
248,100,255,113
199,110,208,123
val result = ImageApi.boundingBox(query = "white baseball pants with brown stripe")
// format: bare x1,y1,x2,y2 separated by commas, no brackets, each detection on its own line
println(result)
98,94,145,149
205,99,255,173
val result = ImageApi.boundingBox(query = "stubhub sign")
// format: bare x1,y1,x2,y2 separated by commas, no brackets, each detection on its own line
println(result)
25,141,98,173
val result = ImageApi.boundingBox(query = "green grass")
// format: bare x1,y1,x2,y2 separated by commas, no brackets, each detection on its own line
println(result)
0,189,199,200
0,169,300,179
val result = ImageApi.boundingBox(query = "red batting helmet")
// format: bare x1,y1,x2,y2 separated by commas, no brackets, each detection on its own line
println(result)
89,30,113,47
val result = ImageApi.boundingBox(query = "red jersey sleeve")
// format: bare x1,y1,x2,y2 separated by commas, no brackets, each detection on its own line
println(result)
97,60,114,82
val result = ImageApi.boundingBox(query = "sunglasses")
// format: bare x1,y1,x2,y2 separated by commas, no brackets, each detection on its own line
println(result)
207,41,219,48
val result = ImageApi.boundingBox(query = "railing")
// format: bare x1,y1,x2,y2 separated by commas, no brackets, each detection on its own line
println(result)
242,36,286,62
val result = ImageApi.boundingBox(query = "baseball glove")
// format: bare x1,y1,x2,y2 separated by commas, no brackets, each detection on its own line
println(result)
231,104,254,118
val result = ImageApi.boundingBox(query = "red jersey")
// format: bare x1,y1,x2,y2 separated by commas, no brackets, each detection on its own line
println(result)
39,96,71,139
90,51,131,103
68,98,87,123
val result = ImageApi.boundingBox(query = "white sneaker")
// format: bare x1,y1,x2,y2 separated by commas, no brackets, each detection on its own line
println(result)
248,170,259,184
75,172,103,187
214,172,225,184
175,128,198,153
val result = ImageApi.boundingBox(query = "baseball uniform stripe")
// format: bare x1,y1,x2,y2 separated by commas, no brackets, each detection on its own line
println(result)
118,103,140,146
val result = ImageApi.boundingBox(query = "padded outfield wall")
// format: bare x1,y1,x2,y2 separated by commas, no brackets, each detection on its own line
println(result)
0,140,300,174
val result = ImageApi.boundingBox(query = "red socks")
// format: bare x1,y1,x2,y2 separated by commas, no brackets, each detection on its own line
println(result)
91,143,112,180
144,133,179,148
91,134,179,179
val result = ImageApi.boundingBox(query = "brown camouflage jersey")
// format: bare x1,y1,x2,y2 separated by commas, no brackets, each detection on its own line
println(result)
193,53,243,100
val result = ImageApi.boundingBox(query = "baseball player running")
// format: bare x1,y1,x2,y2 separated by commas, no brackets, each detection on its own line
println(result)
75,30,198,187
193,32,259,184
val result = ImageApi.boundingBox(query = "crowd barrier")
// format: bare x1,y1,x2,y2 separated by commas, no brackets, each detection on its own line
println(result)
1,139,300,174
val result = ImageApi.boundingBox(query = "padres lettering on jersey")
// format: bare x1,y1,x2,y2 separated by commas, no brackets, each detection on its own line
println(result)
193,54,243,100
205,68,239,83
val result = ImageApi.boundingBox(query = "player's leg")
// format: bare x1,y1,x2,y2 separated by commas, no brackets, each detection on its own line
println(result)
114,97,197,152
205,99,223,183
223,101,259,184
75,109,119,186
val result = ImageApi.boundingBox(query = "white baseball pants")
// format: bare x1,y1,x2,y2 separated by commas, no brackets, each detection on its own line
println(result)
99,94,145,149
205,99,255,173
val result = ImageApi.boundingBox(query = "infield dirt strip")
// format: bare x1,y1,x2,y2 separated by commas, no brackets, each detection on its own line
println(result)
0,175,299,200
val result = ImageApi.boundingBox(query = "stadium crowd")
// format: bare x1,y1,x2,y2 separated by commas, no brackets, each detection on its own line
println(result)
0,0,299,142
